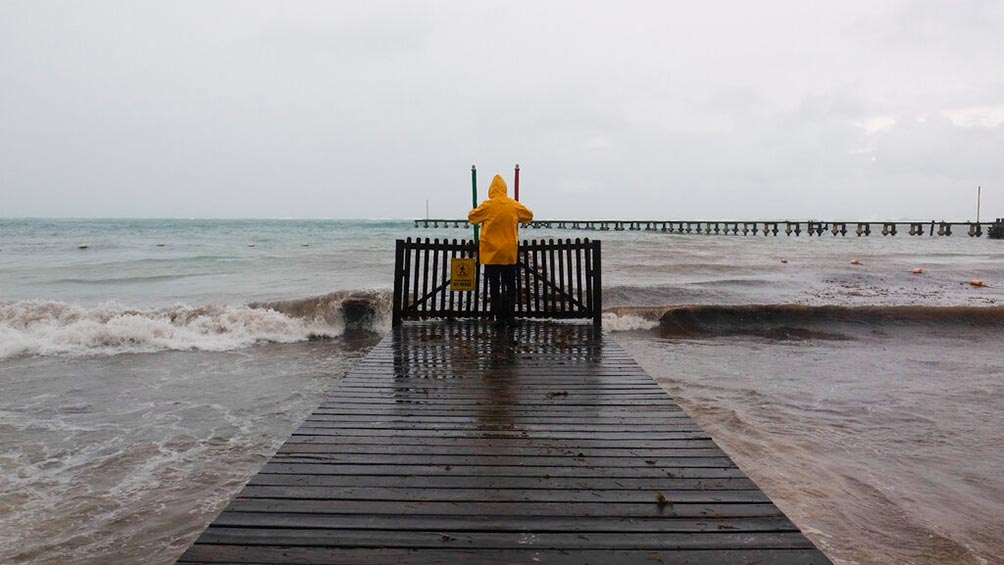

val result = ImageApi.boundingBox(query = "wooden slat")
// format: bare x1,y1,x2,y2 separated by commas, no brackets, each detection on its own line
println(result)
584,238,594,314
258,463,751,479
195,527,815,550
180,546,831,565
430,238,440,313
233,486,769,504
209,512,796,532
282,436,711,447
177,321,830,564
245,475,757,490
526,245,536,317
226,498,788,517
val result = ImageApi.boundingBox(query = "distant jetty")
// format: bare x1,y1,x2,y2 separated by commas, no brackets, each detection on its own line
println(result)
416,218,1003,238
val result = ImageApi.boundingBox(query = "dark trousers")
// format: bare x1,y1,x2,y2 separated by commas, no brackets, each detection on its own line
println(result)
484,264,517,322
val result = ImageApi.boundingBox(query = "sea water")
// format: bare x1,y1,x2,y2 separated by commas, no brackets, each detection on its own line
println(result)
1,219,1003,564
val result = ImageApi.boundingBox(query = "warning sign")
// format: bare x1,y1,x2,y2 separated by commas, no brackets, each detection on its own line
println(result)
451,258,477,292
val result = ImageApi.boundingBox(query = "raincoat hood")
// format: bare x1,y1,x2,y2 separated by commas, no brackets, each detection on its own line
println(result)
468,173,534,265
488,175,508,199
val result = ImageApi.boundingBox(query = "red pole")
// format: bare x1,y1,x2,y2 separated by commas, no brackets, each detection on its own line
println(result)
514,164,520,201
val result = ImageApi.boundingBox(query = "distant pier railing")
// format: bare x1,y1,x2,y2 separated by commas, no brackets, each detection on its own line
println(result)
415,218,1003,238
392,238,602,326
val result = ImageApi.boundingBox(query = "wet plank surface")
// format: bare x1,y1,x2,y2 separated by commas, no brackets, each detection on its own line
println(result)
178,321,831,564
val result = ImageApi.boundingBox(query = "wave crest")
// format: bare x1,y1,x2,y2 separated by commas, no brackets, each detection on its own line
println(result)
0,290,392,360
7,294,1004,358
606,304,1004,339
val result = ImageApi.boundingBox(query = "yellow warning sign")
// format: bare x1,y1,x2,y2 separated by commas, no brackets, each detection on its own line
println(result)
451,258,477,292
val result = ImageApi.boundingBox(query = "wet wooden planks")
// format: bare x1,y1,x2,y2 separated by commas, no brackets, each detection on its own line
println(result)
178,321,830,564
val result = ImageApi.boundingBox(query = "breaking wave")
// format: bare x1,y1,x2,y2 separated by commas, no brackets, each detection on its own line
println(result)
7,289,1004,358
600,311,662,331
0,290,392,360
605,304,1004,339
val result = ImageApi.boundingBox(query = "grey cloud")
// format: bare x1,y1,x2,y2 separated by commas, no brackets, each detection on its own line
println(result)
1,1,1001,220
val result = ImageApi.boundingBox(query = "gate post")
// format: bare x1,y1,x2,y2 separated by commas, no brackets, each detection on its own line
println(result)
392,240,404,327
592,240,603,327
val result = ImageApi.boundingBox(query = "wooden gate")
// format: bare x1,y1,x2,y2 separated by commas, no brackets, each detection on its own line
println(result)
392,238,602,326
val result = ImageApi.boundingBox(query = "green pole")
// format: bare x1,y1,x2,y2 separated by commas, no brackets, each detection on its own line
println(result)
471,164,479,243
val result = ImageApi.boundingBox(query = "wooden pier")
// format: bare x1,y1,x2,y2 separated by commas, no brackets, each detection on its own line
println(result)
177,321,830,564
178,238,829,563
414,218,998,238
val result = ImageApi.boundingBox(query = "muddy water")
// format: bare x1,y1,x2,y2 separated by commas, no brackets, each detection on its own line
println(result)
617,327,1004,565
0,335,379,564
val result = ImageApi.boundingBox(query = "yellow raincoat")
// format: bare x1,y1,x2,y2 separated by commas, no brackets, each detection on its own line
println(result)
468,175,534,265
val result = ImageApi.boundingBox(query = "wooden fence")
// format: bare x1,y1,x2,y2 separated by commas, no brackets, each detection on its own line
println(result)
392,238,602,326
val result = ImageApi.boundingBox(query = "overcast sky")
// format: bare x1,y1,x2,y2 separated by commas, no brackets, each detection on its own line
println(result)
2,1,1002,220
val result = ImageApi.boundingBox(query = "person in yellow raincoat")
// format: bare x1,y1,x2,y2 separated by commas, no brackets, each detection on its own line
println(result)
468,174,534,327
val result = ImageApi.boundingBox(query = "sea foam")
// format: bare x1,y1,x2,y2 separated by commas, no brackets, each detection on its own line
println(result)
0,291,391,360
601,311,661,331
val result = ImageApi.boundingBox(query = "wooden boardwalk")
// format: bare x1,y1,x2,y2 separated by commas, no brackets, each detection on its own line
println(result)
178,321,831,564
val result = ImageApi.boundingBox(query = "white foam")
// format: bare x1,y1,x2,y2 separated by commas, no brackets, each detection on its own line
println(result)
0,300,347,360
602,311,660,331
